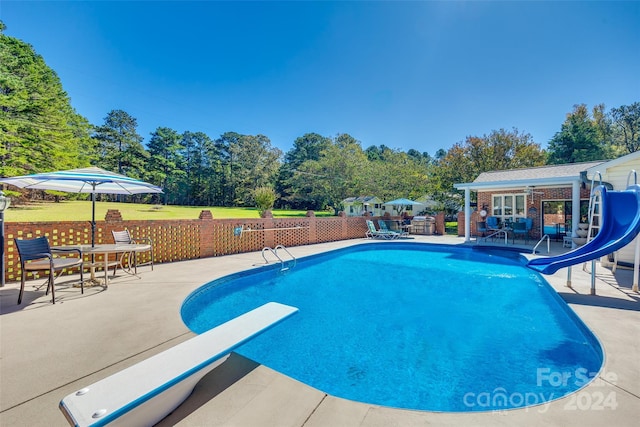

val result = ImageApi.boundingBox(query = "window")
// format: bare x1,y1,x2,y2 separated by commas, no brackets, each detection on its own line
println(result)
492,194,526,222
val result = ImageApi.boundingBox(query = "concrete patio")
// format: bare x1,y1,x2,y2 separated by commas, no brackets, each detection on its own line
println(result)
1,236,638,426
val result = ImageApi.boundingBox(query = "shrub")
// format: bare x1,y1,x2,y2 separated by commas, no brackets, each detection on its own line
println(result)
254,186,277,217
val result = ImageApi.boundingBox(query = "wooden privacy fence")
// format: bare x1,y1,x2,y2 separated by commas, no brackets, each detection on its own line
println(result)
2,210,370,283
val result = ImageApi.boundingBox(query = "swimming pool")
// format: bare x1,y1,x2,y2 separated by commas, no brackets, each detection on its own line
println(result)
181,242,603,412
544,224,566,236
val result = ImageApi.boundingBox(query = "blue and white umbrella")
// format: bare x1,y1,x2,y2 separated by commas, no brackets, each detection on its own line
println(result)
0,167,162,246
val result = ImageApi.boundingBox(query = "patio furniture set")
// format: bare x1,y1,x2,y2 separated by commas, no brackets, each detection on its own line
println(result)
476,217,534,244
14,230,153,305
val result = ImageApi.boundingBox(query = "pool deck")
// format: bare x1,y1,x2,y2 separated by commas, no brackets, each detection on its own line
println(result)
1,236,639,426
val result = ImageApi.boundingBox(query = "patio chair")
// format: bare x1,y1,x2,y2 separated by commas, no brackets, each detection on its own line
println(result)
112,230,154,276
378,220,408,238
476,221,488,238
486,216,500,232
14,236,84,304
365,220,395,239
483,216,501,241
512,218,533,244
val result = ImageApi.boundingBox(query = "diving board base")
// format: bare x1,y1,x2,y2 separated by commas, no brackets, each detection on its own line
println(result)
59,302,298,427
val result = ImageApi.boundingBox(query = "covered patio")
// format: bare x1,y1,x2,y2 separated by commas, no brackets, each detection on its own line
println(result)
455,162,603,245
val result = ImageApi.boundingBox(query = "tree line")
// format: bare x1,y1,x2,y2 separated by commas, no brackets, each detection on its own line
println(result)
2,22,639,214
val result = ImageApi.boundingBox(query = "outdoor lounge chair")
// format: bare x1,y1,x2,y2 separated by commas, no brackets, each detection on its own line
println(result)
378,220,408,238
14,236,84,304
365,220,396,239
112,230,154,275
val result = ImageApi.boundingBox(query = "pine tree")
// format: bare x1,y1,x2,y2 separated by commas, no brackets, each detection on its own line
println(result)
0,21,92,176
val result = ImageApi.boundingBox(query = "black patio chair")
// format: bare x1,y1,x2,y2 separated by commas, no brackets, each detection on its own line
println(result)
14,236,84,304
476,221,487,238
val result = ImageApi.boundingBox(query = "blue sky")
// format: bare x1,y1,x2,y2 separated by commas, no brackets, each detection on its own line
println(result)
2,1,639,156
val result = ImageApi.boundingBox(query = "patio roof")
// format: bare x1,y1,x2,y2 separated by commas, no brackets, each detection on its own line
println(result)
454,161,604,191
342,196,381,203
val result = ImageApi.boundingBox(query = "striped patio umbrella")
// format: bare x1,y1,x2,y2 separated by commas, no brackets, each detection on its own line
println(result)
0,167,163,246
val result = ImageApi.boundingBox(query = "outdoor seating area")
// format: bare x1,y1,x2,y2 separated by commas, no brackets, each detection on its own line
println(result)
11,233,156,304
476,216,535,246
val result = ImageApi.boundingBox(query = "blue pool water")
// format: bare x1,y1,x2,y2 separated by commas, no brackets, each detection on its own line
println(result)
544,224,566,235
181,243,603,412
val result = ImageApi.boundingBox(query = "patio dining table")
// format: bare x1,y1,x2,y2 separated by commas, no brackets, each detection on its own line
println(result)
52,243,152,287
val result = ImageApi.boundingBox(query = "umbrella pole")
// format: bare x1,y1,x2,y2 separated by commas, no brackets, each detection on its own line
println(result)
91,192,96,248
86,191,106,287
89,191,99,285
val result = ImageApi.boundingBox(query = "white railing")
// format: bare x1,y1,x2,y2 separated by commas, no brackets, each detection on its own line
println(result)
533,234,551,254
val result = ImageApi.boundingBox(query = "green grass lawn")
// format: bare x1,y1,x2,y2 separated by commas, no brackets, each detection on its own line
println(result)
445,221,458,235
5,201,333,222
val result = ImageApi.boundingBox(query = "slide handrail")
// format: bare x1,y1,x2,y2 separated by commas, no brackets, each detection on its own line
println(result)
627,169,637,187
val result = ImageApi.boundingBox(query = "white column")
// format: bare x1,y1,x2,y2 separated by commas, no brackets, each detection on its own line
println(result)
464,188,471,242
572,180,581,249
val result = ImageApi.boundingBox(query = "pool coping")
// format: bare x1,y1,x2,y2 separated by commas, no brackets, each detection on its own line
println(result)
1,236,638,426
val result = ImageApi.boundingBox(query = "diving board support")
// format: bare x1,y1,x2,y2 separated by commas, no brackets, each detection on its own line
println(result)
59,302,299,427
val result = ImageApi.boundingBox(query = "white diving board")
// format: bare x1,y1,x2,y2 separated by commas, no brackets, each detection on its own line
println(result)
59,302,299,427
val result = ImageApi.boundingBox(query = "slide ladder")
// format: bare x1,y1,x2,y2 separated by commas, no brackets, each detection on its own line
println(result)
587,173,603,243
582,175,602,273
